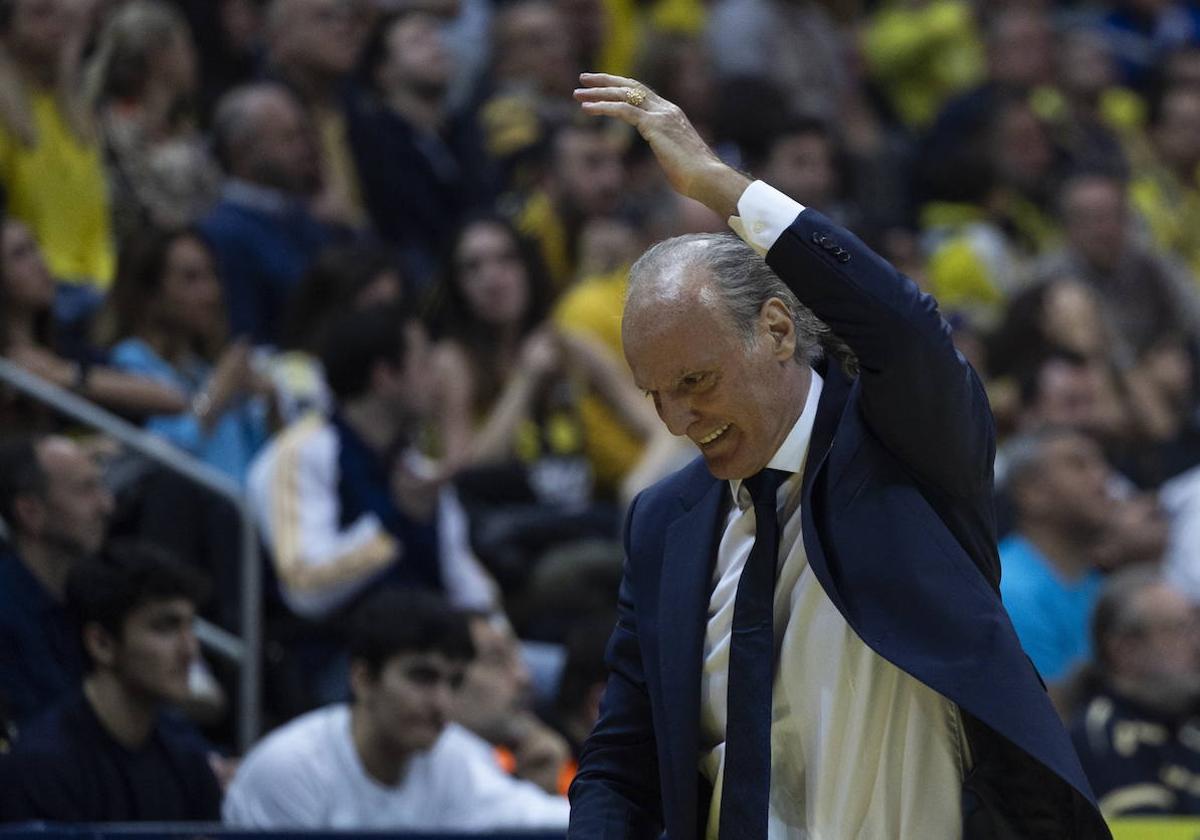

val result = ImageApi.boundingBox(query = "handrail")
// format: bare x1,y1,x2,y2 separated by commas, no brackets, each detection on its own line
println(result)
0,358,261,750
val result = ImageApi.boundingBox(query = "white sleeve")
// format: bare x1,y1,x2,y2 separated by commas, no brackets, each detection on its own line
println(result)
439,726,571,830
437,486,500,611
726,180,806,256
249,421,397,620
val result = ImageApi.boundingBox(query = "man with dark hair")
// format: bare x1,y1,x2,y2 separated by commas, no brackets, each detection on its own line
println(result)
249,305,495,631
0,543,221,822
0,435,114,726
222,590,569,829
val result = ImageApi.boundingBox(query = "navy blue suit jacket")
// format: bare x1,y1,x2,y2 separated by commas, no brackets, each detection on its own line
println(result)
568,210,1112,839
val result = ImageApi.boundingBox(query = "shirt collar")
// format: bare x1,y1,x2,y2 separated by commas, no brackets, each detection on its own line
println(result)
729,368,824,508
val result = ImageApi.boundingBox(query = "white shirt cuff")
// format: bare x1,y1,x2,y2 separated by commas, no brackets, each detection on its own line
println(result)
727,181,806,256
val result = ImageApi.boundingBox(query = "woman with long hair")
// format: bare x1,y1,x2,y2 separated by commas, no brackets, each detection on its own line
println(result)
100,226,269,482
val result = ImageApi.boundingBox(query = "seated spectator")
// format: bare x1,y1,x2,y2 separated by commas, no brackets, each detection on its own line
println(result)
0,544,221,822
85,0,221,245
222,590,569,830
433,216,670,503
200,82,338,345
249,304,496,623
510,118,627,292
1035,172,1200,359
0,435,112,727
347,11,496,288
264,0,370,231
0,218,187,425
1068,568,1200,816
452,612,571,795
272,241,406,423
1000,428,1116,682
0,0,116,320
99,227,271,483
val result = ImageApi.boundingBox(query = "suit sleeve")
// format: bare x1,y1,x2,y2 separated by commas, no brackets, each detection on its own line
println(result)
735,181,994,498
568,494,664,839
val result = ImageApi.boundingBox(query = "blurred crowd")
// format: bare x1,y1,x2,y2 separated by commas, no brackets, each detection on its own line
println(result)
0,0,1199,828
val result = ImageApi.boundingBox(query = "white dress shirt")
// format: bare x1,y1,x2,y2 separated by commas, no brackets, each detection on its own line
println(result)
697,183,969,839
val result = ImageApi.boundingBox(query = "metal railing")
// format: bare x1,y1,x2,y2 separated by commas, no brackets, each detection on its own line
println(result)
0,358,261,750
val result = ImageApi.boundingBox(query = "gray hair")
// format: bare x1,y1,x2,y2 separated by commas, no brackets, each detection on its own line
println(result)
627,233,855,371
211,82,292,174
1091,565,1172,670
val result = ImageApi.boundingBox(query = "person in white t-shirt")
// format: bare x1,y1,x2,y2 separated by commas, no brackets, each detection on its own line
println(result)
222,590,569,830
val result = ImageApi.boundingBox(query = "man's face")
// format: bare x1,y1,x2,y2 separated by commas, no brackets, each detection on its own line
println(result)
1020,433,1115,534
27,438,113,557
9,0,68,66
246,91,319,194
357,652,465,754
1120,583,1200,681
1063,177,1128,272
552,127,624,217
495,1,575,96
762,132,836,208
451,617,532,743
108,598,198,706
1155,89,1200,173
378,14,453,100
272,0,363,79
624,269,806,480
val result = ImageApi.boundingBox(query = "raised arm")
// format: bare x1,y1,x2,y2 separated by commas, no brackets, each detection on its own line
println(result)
574,74,993,497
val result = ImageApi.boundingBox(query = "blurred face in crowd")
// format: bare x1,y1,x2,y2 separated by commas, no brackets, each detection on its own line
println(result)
2,220,55,314
494,0,576,96
374,320,435,421
992,102,1053,193
1058,31,1114,100
240,88,320,194
17,437,114,558
1062,176,1128,272
6,0,69,67
1040,280,1107,359
353,651,466,754
1155,87,1200,175
1024,358,1104,433
270,0,364,79
89,598,198,705
451,616,533,743
761,130,837,209
988,8,1054,90
152,235,224,342
624,266,807,481
1014,431,1115,536
1113,582,1200,682
153,24,200,99
454,221,530,328
377,13,453,102
552,125,625,217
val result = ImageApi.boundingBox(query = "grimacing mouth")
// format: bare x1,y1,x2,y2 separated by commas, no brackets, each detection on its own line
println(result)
696,423,731,446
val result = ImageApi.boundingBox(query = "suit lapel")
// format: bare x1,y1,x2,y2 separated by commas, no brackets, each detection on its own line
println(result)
657,475,726,838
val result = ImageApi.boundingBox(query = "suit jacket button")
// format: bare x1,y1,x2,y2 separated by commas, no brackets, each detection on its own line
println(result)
811,231,824,245
837,251,851,263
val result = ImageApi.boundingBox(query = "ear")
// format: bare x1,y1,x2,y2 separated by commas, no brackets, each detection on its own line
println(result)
760,298,796,362
349,659,374,702
83,623,118,671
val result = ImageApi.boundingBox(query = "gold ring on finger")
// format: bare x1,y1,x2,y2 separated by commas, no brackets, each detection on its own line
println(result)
625,87,647,107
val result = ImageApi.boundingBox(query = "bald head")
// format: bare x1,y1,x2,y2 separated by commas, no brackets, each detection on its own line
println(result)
622,234,816,480
212,83,318,193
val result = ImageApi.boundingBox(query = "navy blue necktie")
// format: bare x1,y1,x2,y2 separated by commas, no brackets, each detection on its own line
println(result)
718,468,789,840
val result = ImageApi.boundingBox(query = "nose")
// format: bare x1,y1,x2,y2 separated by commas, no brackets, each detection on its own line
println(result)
656,392,694,437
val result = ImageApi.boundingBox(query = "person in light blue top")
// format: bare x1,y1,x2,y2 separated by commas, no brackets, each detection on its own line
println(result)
1000,428,1115,682
101,227,270,483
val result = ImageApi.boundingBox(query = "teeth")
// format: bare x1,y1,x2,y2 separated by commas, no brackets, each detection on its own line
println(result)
698,424,730,445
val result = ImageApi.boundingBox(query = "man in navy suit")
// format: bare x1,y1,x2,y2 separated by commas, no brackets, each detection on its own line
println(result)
567,75,1112,839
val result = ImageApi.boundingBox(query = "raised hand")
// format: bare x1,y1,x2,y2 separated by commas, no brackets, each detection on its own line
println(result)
574,72,750,218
